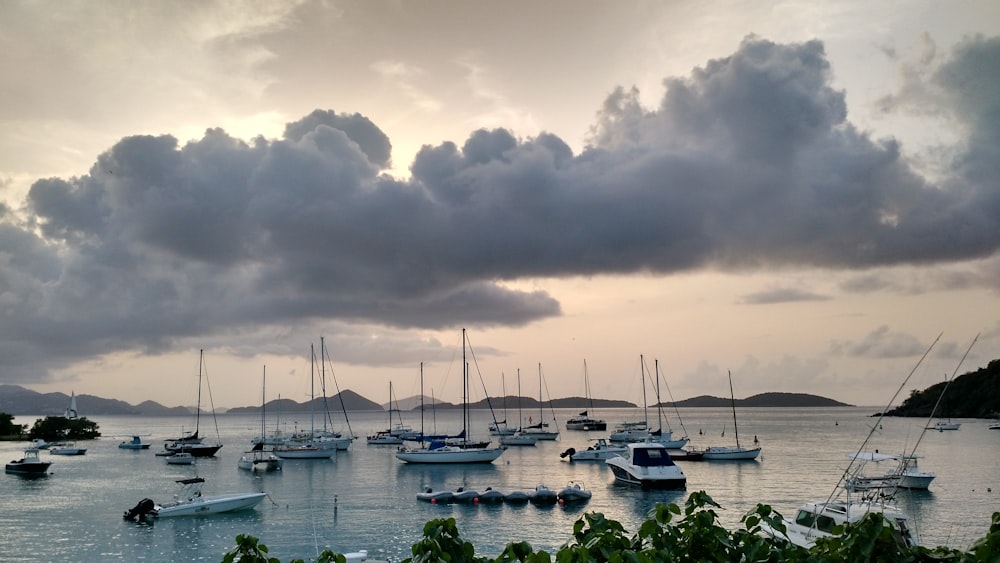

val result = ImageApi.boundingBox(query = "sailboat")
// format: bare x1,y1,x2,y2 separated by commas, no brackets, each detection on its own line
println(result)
313,336,357,450
565,360,607,431
609,356,652,443
239,366,283,471
164,350,223,457
519,363,560,440
395,329,506,464
500,369,537,446
693,371,760,461
488,373,516,436
648,359,690,449
64,391,79,419
274,344,337,459
367,382,405,445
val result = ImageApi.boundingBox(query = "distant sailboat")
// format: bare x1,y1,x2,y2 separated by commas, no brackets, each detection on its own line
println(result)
64,392,79,419
693,371,761,461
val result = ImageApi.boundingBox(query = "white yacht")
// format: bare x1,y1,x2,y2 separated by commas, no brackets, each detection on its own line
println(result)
605,441,686,489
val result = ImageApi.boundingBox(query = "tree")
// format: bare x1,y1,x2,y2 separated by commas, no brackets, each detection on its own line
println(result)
0,412,26,437
27,416,101,440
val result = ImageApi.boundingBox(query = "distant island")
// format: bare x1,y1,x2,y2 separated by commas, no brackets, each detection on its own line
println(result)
0,384,849,416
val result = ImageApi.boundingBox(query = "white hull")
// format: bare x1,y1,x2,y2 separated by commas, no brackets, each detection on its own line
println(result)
395,445,505,464
50,446,87,455
928,420,960,431
520,430,559,441
760,500,916,549
273,444,337,459
698,446,761,460
499,433,537,446
154,492,267,517
605,442,686,489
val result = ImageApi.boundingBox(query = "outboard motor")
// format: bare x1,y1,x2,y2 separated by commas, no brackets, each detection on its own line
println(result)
123,498,156,521
559,447,576,459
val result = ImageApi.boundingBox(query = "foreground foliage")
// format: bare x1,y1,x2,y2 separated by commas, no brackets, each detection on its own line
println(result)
0,412,26,437
223,491,1000,562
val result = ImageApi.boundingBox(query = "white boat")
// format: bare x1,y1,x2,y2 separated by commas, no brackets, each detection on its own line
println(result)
559,438,627,461
119,435,151,450
556,481,592,502
499,431,537,446
49,443,86,455
608,421,650,443
565,360,606,431
274,344,337,460
5,448,52,476
239,367,284,472
123,477,267,519
989,421,1000,430
165,453,194,465
395,333,505,464
927,419,960,431
605,441,687,489
759,499,917,549
846,452,936,491
368,382,408,445
499,370,536,446
691,371,760,461
519,363,560,441
163,350,223,458
28,438,51,450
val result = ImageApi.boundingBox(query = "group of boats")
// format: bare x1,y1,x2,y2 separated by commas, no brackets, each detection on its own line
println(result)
416,481,592,505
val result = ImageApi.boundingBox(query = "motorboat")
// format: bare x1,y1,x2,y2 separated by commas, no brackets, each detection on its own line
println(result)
49,443,87,455
6,448,52,476
416,487,454,503
528,484,558,505
123,477,267,520
605,441,686,490
845,452,935,491
165,453,194,465
556,481,592,502
927,419,960,431
28,438,51,450
119,435,151,450
238,450,283,472
989,421,1000,430
759,499,917,549
559,438,627,461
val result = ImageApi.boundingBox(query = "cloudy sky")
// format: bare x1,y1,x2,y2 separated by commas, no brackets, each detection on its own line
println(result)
1,1,998,411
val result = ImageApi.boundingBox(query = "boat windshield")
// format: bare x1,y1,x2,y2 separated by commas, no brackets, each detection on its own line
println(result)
632,447,676,467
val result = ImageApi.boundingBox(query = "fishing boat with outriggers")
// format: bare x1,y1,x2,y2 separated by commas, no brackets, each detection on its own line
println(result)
395,330,505,464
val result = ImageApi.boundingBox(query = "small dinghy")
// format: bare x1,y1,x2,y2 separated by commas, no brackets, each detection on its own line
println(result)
503,490,530,504
452,487,479,503
416,487,454,503
478,487,504,503
528,484,558,505
557,481,592,502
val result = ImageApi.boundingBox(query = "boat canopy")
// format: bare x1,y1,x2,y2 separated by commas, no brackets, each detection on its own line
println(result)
632,447,677,467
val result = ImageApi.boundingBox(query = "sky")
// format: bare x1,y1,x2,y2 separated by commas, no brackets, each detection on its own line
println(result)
1,1,998,411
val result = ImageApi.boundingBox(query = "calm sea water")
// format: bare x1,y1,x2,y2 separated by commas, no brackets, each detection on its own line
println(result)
1,407,997,562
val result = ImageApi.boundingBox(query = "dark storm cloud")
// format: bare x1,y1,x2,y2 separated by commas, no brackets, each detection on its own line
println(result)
738,288,830,305
2,36,998,382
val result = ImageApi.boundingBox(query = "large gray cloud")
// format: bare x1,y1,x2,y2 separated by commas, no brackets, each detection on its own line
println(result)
2,36,998,383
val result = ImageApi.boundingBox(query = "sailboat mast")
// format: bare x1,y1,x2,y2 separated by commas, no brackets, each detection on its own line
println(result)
517,368,523,431
462,328,468,438
640,355,648,427
309,344,316,437
728,370,740,448
196,349,204,435
655,359,662,431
